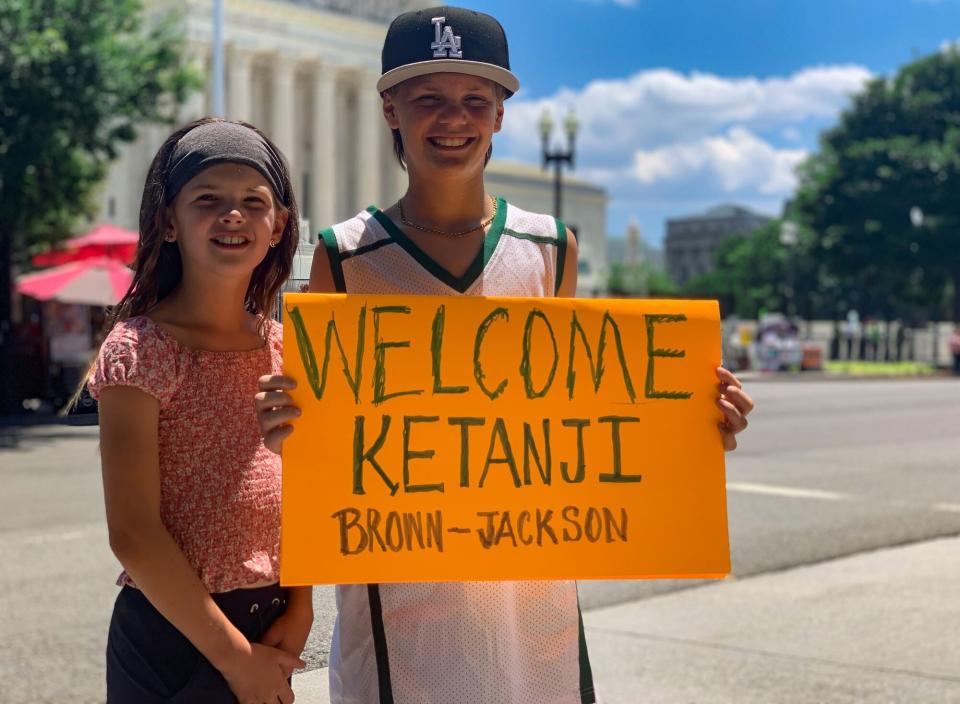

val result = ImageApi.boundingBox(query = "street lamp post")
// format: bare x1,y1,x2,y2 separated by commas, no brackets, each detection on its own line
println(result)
779,220,799,319
539,108,578,220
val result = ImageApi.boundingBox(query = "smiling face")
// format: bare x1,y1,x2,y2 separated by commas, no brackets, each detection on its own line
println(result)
164,162,288,281
382,73,505,178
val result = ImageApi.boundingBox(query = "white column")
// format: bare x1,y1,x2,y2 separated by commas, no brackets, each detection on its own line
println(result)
271,55,298,198
311,61,338,233
180,44,207,122
227,47,253,123
356,70,382,208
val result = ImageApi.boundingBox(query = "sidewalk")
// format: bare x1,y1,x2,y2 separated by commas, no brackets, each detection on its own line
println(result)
294,535,960,703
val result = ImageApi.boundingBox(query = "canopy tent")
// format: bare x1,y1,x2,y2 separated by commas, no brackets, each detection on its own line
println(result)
31,224,139,267
16,257,133,307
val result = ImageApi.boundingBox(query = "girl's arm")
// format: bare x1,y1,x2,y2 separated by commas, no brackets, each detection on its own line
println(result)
99,385,303,702
260,584,314,675
256,243,339,453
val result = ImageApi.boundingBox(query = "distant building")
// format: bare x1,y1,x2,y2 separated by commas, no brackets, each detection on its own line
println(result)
483,160,608,295
665,204,772,286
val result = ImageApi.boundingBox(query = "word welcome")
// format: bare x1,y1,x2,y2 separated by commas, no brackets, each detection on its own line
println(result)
287,303,693,406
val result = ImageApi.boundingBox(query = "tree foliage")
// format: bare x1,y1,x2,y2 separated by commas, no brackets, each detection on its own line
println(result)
794,46,960,322
682,220,831,320
607,261,678,298
0,0,199,413
0,0,198,253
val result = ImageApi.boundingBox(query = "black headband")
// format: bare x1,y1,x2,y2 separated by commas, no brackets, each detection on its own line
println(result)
164,122,287,204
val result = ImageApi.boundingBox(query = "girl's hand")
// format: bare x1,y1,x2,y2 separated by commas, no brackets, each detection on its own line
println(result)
220,642,304,704
716,367,753,451
255,375,300,454
261,602,314,677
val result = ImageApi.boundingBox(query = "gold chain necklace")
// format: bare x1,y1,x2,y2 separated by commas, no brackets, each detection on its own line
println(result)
398,196,497,239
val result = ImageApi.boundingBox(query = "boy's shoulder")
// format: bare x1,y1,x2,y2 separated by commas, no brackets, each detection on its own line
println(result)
320,207,387,252
497,199,567,242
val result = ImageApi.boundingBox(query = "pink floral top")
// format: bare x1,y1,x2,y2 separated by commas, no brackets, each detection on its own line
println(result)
88,315,283,594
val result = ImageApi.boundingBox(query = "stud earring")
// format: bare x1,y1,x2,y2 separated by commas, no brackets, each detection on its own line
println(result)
269,239,279,248
164,233,176,243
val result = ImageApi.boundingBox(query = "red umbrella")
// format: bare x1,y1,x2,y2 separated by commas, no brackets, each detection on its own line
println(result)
16,257,133,307
32,224,139,267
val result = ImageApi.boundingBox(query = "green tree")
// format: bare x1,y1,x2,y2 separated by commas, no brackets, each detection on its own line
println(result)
682,220,830,320
794,46,960,323
607,261,678,297
0,0,199,413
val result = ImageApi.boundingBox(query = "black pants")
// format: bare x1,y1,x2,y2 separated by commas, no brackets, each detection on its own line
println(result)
106,583,288,703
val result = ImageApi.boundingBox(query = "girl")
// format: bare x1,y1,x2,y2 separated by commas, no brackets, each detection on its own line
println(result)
258,6,753,704
88,117,312,704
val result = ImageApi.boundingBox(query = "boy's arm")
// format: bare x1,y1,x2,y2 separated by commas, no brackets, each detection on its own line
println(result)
556,227,579,297
309,242,338,294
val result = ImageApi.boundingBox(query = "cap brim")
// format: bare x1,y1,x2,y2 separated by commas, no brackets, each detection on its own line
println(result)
377,60,519,97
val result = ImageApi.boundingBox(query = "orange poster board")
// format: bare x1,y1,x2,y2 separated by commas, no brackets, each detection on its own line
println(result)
280,293,729,585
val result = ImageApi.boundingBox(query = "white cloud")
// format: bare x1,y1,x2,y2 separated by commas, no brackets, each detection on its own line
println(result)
631,127,808,195
493,64,870,226
781,126,802,142
500,65,872,163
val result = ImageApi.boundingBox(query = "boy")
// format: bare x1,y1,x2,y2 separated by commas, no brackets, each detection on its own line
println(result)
257,7,753,703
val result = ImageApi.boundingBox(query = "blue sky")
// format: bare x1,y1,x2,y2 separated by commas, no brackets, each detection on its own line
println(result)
463,0,960,247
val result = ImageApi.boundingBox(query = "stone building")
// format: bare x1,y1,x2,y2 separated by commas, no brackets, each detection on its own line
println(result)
100,0,426,236
100,0,608,295
664,204,772,286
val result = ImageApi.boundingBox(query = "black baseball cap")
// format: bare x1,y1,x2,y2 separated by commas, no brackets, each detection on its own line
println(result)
377,6,520,97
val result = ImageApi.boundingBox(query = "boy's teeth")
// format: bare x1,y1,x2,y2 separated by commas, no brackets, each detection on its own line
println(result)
433,137,469,147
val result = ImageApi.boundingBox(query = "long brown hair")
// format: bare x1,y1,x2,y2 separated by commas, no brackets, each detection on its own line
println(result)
110,116,299,331
67,118,299,413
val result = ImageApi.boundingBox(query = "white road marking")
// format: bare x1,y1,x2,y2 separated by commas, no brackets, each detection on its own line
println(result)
727,482,851,502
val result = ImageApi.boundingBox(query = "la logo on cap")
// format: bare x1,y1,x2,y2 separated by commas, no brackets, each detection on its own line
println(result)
431,16,462,58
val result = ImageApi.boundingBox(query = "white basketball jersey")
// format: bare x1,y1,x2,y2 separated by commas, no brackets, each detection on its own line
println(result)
318,199,597,704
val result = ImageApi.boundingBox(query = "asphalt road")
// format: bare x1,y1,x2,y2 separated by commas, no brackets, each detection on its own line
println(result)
2,378,959,703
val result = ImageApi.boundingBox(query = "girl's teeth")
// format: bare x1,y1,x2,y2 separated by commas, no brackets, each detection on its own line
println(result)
216,237,246,245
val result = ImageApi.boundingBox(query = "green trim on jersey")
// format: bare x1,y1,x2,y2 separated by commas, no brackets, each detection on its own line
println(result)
554,218,568,297
501,228,560,246
341,238,394,261
368,197,507,294
577,599,597,703
367,584,395,703
319,227,346,293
